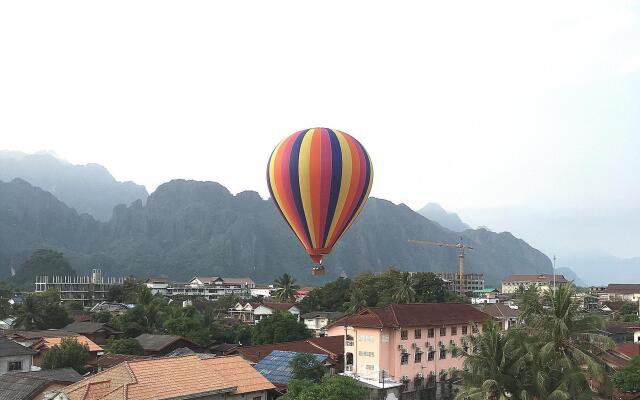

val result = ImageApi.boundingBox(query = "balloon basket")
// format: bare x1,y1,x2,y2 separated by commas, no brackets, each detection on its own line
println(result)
311,266,325,276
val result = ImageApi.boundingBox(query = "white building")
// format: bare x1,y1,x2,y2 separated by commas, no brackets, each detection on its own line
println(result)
229,302,300,324
603,284,640,302
167,276,255,301
251,285,274,298
301,311,344,337
145,277,170,296
501,274,569,294
0,336,35,375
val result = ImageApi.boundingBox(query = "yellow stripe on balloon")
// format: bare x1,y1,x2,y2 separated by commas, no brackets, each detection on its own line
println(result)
269,139,304,246
333,154,374,245
325,130,353,245
298,129,317,248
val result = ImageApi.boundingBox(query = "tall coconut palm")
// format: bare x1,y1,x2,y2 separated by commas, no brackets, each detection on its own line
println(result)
344,288,368,314
521,284,614,398
273,273,299,302
455,321,530,400
392,272,416,304
14,294,43,330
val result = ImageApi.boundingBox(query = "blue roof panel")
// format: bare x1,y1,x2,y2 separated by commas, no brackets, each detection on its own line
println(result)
253,350,327,385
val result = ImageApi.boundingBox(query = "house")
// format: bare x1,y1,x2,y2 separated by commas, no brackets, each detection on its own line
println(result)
144,277,170,296
470,288,500,304
600,301,633,314
0,336,36,374
229,302,301,324
295,287,314,301
232,335,344,373
54,354,275,400
209,343,241,356
31,335,103,368
604,284,640,302
480,303,519,330
8,330,79,349
327,303,492,394
301,311,344,337
501,274,569,294
89,302,130,316
0,368,82,400
598,322,640,344
62,322,123,345
254,350,328,389
93,353,150,372
166,276,255,301
251,285,275,298
134,333,204,356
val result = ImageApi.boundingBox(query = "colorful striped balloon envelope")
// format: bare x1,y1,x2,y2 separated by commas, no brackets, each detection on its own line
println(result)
266,128,374,275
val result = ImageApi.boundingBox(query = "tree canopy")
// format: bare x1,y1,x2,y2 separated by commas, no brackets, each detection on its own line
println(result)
14,289,71,330
281,376,367,400
613,356,640,393
290,353,327,383
251,312,311,345
10,249,76,288
42,337,90,373
106,338,145,356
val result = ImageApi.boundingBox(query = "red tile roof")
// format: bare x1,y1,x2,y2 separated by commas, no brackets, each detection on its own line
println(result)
615,342,640,359
262,302,298,311
331,303,492,328
481,304,520,319
502,274,568,283
93,353,150,369
608,284,640,294
234,335,344,363
62,355,274,400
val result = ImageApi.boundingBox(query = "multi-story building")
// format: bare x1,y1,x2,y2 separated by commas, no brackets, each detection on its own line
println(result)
434,272,485,294
327,303,492,393
144,277,170,296
501,274,568,294
229,302,301,324
602,284,640,302
167,276,255,301
35,269,124,308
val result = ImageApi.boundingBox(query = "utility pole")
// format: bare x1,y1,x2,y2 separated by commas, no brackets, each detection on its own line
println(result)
553,255,557,296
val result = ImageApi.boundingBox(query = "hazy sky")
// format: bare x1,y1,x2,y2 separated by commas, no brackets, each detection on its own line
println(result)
1,1,639,258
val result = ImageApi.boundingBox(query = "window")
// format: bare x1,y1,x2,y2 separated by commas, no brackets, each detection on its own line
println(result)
451,326,457,336
462,325,468,335
427,328,434,338
401,353,409,365
414,352,422,362
428,351,435,361
8,361,22,371
414,329,421,339
401,329,408,340
358,351,375,357
439,327,446,337
440,349,447,359
365,364,375,370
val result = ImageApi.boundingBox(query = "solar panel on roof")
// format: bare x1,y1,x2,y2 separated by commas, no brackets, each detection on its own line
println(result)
253,350,327,385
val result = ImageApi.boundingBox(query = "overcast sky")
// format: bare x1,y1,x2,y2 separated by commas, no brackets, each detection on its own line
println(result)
1,1,639,259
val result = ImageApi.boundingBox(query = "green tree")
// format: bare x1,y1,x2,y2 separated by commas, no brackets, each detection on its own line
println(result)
613,356,640,393
273,273,300,302
392,272,416,303
343,287,367,314
107,285,125,303
163,305,209,345
106,338,145,355
413,272,450,303
10,249,76,288
282,376,367,400
42,337,90,374
290,353,327,383
251,312,310,345
14,290,70,330
298,278,351,313
616,303,640,322
91,311,112,323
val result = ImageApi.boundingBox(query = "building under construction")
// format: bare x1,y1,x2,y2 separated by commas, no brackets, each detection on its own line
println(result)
434,272,485,294
35,269,124,308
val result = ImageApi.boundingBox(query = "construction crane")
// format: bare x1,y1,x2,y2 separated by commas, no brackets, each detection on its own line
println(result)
408,238,473,295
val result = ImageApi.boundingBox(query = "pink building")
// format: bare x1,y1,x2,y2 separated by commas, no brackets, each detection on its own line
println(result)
327,303,492,393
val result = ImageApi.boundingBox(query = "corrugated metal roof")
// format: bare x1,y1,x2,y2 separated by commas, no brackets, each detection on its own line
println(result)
254,350,327,385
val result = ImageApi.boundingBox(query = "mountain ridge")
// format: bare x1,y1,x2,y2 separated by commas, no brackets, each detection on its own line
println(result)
417,203,471,232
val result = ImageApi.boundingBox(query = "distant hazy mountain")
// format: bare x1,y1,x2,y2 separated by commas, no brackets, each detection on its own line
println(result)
0,151,148,221
561,252,640,286
417,203,471,232
554,267,586,287
0,178,552,285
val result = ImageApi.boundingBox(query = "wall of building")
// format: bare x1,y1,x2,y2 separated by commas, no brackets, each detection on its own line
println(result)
0,354,33,374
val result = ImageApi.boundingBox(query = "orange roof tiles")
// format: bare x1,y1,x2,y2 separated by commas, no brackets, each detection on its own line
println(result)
42,336,103,352
62,355,275,400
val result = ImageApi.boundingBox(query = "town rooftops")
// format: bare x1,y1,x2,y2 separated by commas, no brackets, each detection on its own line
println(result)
607,284,640,294
0,368,82,400
135,333,201,352
10,330,79,340
0,336,36,357
301,311,345,320
600,321,640,335
94,353,150,370
481,304,520,319
234,335,344,364
61,355,275,400
190,276,255,285
502,274,568,283
261,302,299,311
331,303,492,329
145,276,170,283
63,322,122,335
254,350,328,386
601,301,633,312
34,335,103,353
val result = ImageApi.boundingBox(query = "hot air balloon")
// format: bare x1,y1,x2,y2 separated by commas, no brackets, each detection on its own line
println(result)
266,128,374,275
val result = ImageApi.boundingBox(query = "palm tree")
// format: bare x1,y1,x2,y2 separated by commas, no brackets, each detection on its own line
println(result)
14,294,42,330
273,273,299,302
520,284,613,398
455,321,529,400
392,272,416,304
344,288,368,314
